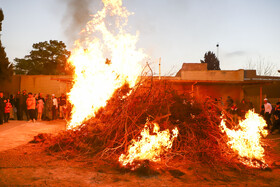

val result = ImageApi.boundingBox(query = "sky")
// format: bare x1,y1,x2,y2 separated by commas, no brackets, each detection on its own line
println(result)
0,0,280,75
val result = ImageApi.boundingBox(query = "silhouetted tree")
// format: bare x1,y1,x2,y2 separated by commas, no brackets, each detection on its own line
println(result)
200,51,221,70
0,9,13,81
14,40,72,75
0,8,3,31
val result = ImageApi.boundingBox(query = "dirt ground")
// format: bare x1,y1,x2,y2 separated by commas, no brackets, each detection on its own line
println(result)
1,121,280,186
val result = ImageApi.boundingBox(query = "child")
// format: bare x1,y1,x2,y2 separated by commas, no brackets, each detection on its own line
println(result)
26,92,36,122
37,98,44,121
4,99,12,123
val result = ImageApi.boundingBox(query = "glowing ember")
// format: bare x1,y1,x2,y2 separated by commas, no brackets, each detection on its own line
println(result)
119,122,178,168
67,0,147,129
220,110,268,167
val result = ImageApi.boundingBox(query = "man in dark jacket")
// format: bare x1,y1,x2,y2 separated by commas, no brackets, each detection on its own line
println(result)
226,96,234,111
20,90,29,120
0,91,5,125
58,93,66,119
271,102,280,134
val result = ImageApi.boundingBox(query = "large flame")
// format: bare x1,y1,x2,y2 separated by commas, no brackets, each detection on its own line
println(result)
67,0,146,129
119,122,178,168
220,110,268,167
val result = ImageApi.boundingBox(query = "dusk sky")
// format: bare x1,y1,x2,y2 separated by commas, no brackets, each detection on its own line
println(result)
0,0,280,75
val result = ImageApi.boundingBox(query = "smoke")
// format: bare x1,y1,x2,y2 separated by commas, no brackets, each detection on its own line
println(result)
60,0,96,44
226,50,248,57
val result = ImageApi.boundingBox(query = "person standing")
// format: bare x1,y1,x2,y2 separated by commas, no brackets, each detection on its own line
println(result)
230,102,238,124
15,91,21,120
20,90,29,120
59,93,66,119
52,94,58,120
0,91,5,125
4,99,12,123
271,102,280,134
9,94,15,120
38,93,45,103
226,96,234,112
44,94,52,121
38,93,45,120
26,92,36,122
263,98,273,130
34,93,38,120
36,97,44,121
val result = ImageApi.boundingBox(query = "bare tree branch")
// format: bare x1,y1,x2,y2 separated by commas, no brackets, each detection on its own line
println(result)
245,57,277,76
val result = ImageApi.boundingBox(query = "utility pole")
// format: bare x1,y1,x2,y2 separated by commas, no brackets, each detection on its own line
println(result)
159,57,161,80
216,43,219,60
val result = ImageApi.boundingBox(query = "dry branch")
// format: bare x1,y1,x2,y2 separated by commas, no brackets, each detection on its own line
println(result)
44,77,246,171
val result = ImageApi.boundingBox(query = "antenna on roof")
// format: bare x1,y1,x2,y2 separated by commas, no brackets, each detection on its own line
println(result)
216,43,219,60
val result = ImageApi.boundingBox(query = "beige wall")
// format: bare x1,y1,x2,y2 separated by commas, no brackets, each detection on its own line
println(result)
0,75,21,96
0,75,72,97
194,84,244,103
181,69,244,81
181,63,207,71
20,75,72,96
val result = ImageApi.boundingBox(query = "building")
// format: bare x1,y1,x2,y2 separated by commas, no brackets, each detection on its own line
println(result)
0,75,72,97
1,63,280,112
167,63,280,112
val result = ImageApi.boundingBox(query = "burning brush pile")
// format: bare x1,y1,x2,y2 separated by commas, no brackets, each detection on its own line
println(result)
39,0,270,174
44,79,269,171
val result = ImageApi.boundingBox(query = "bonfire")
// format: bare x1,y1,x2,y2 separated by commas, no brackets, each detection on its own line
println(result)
119,121,178,170
220,110,268,168
41,0,270,173
44,79,269,172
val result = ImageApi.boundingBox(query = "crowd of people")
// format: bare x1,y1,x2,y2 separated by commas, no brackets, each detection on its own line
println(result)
1,90,280,135
0,90,70,125
224,96,280,134
224,96,254,123
260,98,280,134
203,95,280,134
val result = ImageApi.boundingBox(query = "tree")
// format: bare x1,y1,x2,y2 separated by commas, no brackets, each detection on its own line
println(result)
0,9,13,81
14,40,72,75
0,8,3,31
245,57,277,76
200,51,221,70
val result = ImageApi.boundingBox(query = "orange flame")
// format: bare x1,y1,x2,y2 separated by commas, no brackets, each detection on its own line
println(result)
67,0,147,129
119,122,179,167
220,110,268,167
